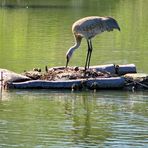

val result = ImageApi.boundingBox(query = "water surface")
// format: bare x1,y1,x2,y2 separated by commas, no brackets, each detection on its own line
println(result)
0,90,148,147
0,0,148,72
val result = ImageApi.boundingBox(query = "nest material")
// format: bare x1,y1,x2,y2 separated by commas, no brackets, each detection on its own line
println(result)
124,73,148,90
23,66,113,81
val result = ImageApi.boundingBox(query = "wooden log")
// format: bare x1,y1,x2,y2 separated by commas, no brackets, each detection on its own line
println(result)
49,64,116,74
86,77,125,89
89,64,116,74
0,68,31,83
123,73,148,90
7,79,83,89
0,64,140,90
49,64,136,75
115,64,137,75
124,73,147,81
7,77,125,90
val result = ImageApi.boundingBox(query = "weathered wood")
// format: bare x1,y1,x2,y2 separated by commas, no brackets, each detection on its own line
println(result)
7,77,125,90
124,73,148,90
51,64,116,73
124,73,147,81
7,79,83,89
115,64,136,75
86,77,125,89
1,64,147,90
49,64,137,75
89,64,116,74
0,68,31,83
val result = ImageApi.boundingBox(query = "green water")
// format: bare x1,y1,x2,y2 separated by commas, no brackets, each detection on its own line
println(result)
0,90,148,147
0,0,148,147
0,0,148,73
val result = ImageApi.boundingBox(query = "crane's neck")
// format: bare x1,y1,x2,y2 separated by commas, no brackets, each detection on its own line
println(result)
66,35,82,59
66,35,82,68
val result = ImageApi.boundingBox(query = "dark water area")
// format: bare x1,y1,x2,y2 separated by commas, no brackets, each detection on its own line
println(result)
0,0,148,147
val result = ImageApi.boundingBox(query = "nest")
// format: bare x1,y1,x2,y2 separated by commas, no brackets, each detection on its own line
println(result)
23,66,113,81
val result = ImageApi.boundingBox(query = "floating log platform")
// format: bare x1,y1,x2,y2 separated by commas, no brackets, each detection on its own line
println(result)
0,64,147,91
7,77,125,90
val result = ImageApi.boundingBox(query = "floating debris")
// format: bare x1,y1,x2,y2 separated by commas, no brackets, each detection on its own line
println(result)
0,64,147,90
124,73,148,90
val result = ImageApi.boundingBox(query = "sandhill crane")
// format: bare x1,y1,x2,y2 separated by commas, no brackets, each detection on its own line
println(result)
66,16,120,70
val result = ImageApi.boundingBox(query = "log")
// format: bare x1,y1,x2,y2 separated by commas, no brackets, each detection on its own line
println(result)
124,73,147,81
2,64,147,90
115,64,136,75
48,64,116,74
7,79,83,89
123,73,148,90
89,64,116,74
7,77,125,90
0,68,31,83
50,64,136,75
86,77,125,89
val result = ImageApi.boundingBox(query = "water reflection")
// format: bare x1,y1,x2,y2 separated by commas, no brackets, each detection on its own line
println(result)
70,94,113,146
0,90,147,147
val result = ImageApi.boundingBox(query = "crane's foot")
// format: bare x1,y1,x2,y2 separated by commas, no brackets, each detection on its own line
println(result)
83,67,91,77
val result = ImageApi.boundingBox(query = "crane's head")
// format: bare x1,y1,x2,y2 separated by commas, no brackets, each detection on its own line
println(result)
65,36,81,68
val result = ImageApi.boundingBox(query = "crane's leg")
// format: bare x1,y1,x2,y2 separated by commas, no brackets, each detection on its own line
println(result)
87,40,93,69
85,40,91,71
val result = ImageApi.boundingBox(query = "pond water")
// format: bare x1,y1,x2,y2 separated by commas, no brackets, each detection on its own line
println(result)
0,0,148,73
0,0,148,147
0,90,148,147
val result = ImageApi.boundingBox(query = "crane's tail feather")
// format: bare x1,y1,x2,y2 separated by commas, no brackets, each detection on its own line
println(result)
104,17,120,32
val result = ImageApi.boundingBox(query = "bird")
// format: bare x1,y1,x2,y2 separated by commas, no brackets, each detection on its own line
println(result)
65,16,120,70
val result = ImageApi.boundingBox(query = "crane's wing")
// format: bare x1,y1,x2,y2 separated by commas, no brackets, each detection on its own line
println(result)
101,17,120,32
72,16,120,39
